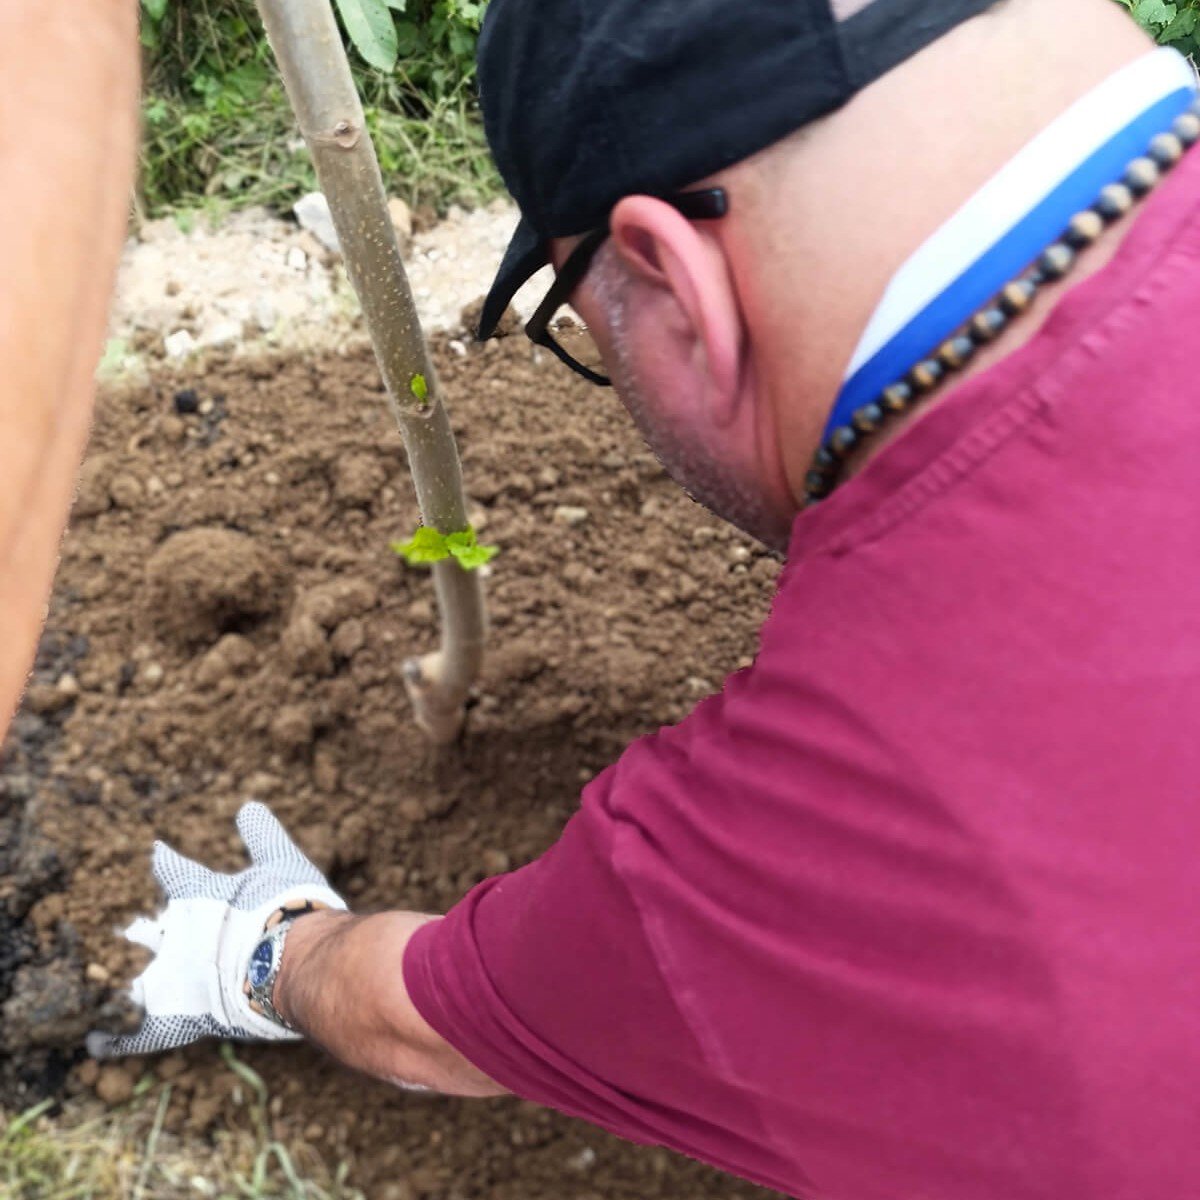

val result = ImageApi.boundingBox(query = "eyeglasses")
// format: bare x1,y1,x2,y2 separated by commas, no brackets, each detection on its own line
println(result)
524,187,730,387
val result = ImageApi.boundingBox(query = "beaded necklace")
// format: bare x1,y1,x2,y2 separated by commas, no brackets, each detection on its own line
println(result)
804,95,1200,505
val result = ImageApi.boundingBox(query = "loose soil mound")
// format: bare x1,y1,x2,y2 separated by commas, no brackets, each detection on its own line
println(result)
0,327,780,1198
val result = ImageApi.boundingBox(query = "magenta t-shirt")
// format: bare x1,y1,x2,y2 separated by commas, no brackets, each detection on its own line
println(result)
404,147,1200,1200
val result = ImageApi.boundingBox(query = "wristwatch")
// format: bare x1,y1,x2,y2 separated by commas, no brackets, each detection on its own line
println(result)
245,902,319,1030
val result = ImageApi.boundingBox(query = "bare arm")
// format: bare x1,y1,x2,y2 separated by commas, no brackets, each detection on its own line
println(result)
273,909,507,1097
0,1,139,725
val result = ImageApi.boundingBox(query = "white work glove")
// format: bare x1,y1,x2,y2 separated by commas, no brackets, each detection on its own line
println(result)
88,802,346,1058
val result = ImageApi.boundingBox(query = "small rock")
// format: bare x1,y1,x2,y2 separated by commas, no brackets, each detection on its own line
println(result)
75,1059,100,1088
729,545,751,564
197,319,241,349
173,388,200,414
393,196,417,253
95,1064,135,1106
330,618,365,659
481,848,511,875
141,662,165,687
146,476,165,497
406,598,433,624
24,683,72,715
108,474,143,510
313,748,340,794
399,797,426,823
85,962,111,986
74,455,113,518
164,330,196,359
448,338,467,359
253,297,278,332
270,705,314,751
553,505,589,527
293,192,341,253
195,634,257,688
296,579,379,629
286,246,308,273
158,1053,187,1080
280,614,334,677
56,673,80,698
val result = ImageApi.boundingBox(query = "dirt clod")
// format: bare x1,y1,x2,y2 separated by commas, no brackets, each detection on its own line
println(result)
145,528,288,646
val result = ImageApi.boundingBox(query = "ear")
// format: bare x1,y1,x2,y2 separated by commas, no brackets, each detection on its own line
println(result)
608,196,745,425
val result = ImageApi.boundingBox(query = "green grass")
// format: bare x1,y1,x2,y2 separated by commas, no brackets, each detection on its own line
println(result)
136,1,500,221
0,1049,364,1200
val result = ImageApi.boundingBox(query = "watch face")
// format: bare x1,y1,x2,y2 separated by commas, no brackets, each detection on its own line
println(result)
248,939,275,989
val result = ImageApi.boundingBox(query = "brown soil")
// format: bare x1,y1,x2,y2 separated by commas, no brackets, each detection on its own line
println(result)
0,323,780,1198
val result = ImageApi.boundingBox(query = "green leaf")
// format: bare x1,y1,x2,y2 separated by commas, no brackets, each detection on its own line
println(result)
445,528,499,570
1134,0,1176,26
393,526,497,571
334,0,399,71
392,526,449,565
140,0,168,21
410,373,429,404
385,0,408,8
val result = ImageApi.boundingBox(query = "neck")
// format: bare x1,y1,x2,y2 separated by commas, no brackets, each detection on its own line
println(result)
730,0,1157,506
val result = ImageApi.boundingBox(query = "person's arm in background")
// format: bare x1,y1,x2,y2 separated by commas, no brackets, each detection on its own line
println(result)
0,1,139,727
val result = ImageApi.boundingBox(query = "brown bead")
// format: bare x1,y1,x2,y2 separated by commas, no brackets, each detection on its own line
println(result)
852,403,885,434
1064,210,1104,248
937,336,976,371
829,426,858,459
1038,243,1075,281
999,280,1037,316
1173,112,1200,146
970,308,1007,343
1096,183,1134,221
908,360,944,393
1149,132,1184,168
881,383,913,413
1123,157,1160,196
805,469,834,499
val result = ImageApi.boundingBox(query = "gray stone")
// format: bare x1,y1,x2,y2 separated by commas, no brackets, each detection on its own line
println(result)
293,191,341,254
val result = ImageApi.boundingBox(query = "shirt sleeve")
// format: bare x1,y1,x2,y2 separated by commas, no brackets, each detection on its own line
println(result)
401,697,744,1153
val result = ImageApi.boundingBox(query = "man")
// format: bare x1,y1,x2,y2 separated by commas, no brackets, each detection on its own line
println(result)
87,1,1200,1198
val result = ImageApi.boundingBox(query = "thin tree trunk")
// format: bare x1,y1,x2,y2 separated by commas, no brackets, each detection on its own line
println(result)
255,0,486,744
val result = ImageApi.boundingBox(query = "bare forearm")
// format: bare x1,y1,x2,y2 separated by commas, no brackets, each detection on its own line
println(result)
0,2,138,723
273,909,505,1097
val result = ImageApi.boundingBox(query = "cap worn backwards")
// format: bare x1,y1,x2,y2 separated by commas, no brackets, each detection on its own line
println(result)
475,0,1004,339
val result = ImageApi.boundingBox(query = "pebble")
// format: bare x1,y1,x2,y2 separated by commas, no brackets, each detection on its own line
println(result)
481,848,511,875
553,505,589,527
407,598,434,623
294,191,341,253
399,797,426,823
108,474,143,510
286,246,308,273
173,388,200,414
387,196,413,249
56,672,81,698
198,319,241,349
85,962,111,985
164,329,196,359
95,1064,135,1106
142,662,165,687
253,297,278,332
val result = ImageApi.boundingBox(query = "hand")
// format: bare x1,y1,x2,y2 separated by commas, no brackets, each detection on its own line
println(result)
88,802,347,1058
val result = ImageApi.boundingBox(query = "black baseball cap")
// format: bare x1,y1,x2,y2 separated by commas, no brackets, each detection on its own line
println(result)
475,0,1002,339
